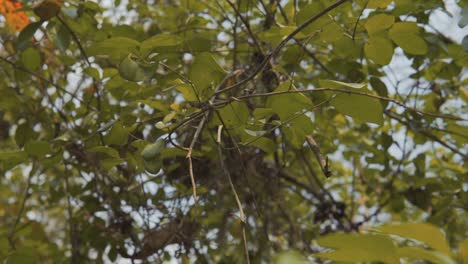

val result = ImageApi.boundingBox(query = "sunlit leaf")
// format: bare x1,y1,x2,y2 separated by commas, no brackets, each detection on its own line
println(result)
389,22,428,55
24,140,51,158
119,54,145,82
188,53,226,99
215,101,249,129
365,14,395,35
397,247,456,264
88,146,120,158
104,120,129,146
316,233,399,264
378,223,451,255
140,34,182,55
88,37,140,61
266,82,312,121
365,36,394,65
320,80,384,125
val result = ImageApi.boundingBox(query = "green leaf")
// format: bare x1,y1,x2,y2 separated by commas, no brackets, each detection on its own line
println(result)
17,22,42,50
446,121,468,145
320,80,383,124
460,240,468,263
172,79,198,101
104,120,129,146
248,137,277,154
183,30,215,52
144,158,162,174
140,34,182,55
333,37,361,59
275,251,310,264
367,0,392,8
85,67,100,79
141,139,165,161
24,140,52,158
463,35,468,52
365,36,394,65
216,101,249,129
160,147,189,159
316,233,399,264
397,247,456,264
320,80,384,125
88,37,140,61
119,54,145,82
282,114,313,148
370,77,389,107
48,23,71,51
101,158,125,171
21,48,41,71
319,22,343,42
188,53,227,99
377,223,451,255
15,123,36,147
459,6,468,28
253,108,274,121
244,129,267,137
266,82,312,121
88,146,120,158
389,22,428,55
6,247,38,264
0,151,28,171
296,2,328,35
258,26,305,46
365,14,395,35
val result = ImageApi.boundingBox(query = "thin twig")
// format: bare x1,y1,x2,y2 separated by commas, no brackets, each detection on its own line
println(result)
214,0,350,96
64,169,80,263
225,0,264,53
352,0,368,40
276,0,290,25
186,116,207,201
386,111,467,158
0,56,88,106
306,135,331,178
295,39,334,76
57,15,91,66
221,87,466,121
8,163,37,249
216,125,249,264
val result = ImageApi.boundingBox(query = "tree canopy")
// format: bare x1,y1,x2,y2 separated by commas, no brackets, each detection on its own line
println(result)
0,0,467,263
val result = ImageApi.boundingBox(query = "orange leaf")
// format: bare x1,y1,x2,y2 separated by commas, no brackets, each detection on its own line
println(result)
0,0,30,32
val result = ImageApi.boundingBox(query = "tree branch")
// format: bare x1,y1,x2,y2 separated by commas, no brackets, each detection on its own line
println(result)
214,0,350,96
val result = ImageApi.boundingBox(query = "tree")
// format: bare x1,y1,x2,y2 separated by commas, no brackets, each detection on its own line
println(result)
0,0,467,263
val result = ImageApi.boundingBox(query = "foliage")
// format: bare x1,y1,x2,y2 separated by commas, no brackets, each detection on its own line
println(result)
0,0,467,263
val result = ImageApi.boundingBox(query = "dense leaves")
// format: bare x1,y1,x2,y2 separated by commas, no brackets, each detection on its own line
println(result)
0,0,467,263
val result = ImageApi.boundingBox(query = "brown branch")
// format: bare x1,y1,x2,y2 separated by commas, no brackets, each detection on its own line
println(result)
306,135,331,178
185,116,207,201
